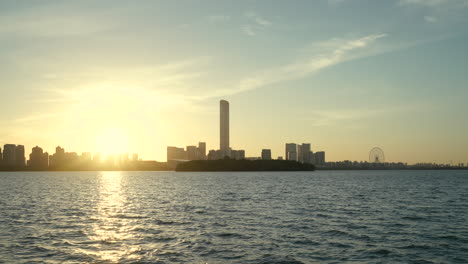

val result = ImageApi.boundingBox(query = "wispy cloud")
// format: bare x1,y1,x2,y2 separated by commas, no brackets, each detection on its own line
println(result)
242,11,272,36
242,25,256,36
398,0,468,8
37,58,207,93
399,0,448,6
245,11,272,26
424,15,438,23
202,34,387,98
22,58,211,123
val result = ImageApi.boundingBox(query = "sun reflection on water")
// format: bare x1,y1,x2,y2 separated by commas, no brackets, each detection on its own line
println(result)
82,171,140,262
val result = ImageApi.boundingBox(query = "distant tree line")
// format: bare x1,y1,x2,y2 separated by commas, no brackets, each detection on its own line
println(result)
175,158,315,172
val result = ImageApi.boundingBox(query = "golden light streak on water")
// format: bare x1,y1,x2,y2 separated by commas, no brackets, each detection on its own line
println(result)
83,172,140,262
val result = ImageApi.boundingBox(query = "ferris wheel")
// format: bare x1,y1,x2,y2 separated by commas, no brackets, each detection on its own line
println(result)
369,147,385,163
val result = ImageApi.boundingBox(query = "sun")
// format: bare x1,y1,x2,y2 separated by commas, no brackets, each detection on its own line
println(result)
95,128,130,156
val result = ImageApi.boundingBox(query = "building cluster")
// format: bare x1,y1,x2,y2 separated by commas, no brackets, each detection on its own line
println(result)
283,143,326,166
321,161,468,170
166,100,326,166
167,100,246,165
167,142,206,161
324,160,407,170
0,144,26,168
0,144,152,171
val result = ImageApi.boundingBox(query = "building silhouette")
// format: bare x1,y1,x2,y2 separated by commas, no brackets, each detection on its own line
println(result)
3,144,17,166
50,146,65,168
220,100,230,157
298,143,312,164
285,143,317,164
198,142,206,160
167,142,208,162
231,150,245,160
315,151,326,166
261,149,272,160
167,146,186,161
28,146,49,170
15,145,25,168
0,147,2,164
186,145,198,160
285,143,297,161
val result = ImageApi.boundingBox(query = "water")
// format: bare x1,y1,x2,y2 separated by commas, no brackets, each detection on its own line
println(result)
0,170,467,264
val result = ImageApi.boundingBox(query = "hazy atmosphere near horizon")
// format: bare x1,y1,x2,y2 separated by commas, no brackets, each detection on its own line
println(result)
1,0,468,163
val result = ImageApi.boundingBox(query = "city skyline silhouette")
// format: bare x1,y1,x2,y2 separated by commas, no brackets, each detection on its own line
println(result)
1,100,466,171
1,1,467,164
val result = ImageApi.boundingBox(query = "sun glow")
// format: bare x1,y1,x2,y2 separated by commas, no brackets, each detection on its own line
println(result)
95,128,130,156
55,82,186,161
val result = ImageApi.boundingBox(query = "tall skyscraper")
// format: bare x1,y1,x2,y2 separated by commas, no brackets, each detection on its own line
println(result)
28,146,49,169
198,142,206,160
50,146,65,168
220,100,230,157
285,143,297,161
186,145,198,160
15,145,25,167
3,144,16,166
0,147,2,163
299,143,312,164
315,151,326,166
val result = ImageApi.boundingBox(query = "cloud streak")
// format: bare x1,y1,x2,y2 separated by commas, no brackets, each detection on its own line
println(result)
242,11,272,36
399,0,448,6
398,0,468,8
424,16,438,23
202,34,387,98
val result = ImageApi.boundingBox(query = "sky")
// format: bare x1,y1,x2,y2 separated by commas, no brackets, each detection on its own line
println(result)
1,0,468,164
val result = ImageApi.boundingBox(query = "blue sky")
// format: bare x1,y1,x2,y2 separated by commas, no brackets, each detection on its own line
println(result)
0,0,467,163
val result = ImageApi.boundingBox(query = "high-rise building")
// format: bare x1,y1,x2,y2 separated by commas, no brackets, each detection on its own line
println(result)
231,150,245,160
49,146,65,168
285,143,297,161
197,142,206,160
261,149,272,160
56,146,65,155
167,146,186,161
207,150,218,160
315,151,326,166
0,147,2,163
220,100,230,157
186,145,198,160
28,146,49,170
15,145,25,167
3,144,17,166
299,143,312,164
132,153,138,161
310,152,316,165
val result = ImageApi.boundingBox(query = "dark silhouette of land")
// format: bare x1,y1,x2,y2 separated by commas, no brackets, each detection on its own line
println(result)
175,158,315,172
0,160,172,172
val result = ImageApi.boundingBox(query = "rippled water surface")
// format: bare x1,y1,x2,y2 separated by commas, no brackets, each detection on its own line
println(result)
1,170,467,263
